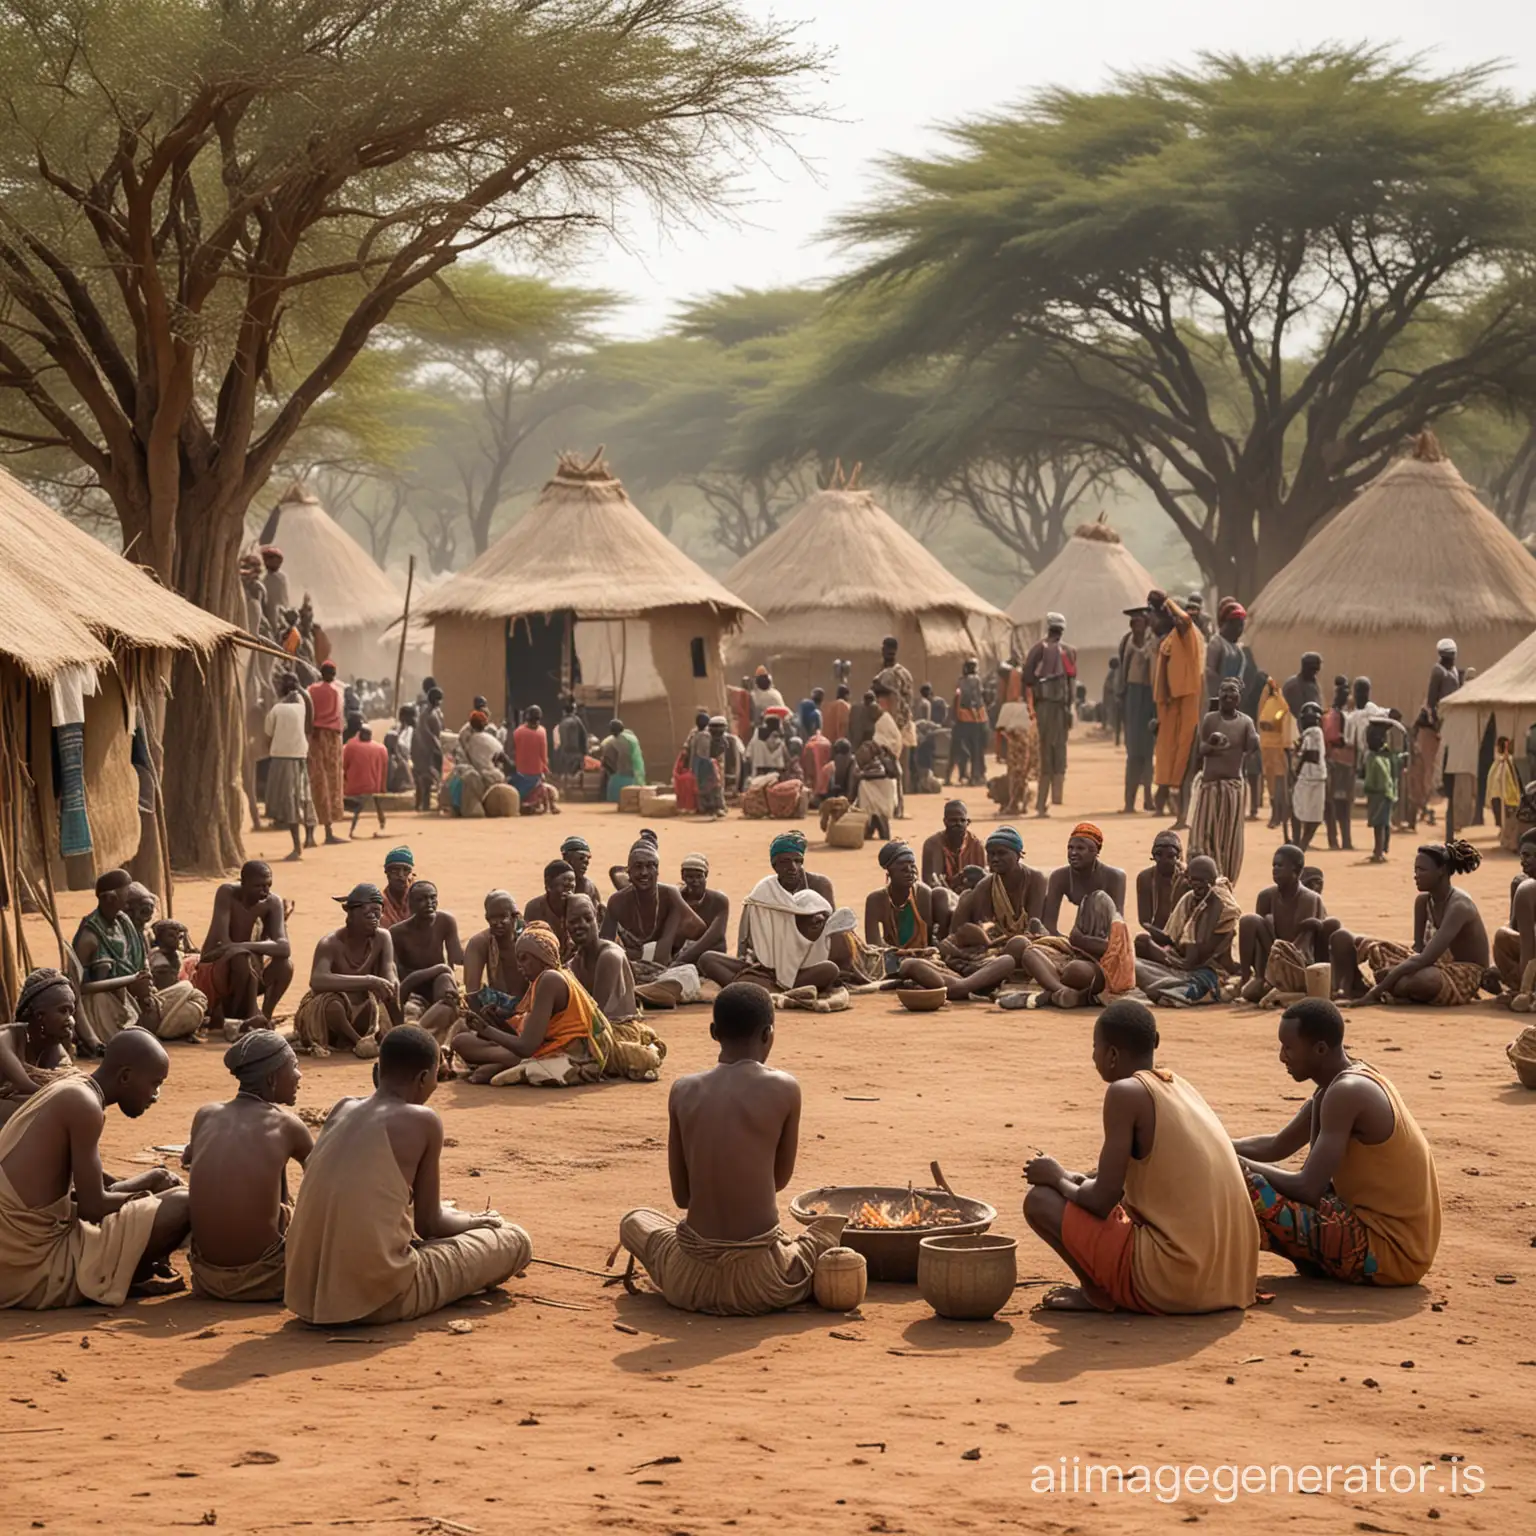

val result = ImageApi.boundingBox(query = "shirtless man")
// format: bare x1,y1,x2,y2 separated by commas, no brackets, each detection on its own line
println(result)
293,883,403,1059
525,860,578,955
567,894,637,1022
920,800,986,893
463,889,524,1023
194,860,294,1037
285,1026,531,1325
1134,855,1238,1005
1233,998,1440,1286
947,827,1048,949
1188,677,1259,883
559,835,607,922
602,842,703,976
183,1031,311,1301
0,1030,190,1307
1041,824,1127,934
1330,841,1490,1005
1492,829,1536,1007
0,970,77,1128
389,880,465,1060
674,854,731,968
616,982,844,1314
1134,831,1187,935
1237,844,1331,1002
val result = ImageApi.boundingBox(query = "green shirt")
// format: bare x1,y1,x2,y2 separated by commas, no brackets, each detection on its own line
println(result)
1363,749,1396,801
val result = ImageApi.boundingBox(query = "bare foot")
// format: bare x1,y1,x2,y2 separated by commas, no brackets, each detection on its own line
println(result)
1035,1284,1110,1313
325,834,348,845
282,850,302,862
466,1064,500,1084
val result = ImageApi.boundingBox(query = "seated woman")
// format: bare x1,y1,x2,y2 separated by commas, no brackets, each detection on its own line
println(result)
859,842,947,975
1134,856,1240,1005
1329,840,1491,1006
0,970,79,1128
446,711,508,818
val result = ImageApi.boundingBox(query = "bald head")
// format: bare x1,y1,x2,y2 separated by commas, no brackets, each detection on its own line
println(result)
96,1028,170,1118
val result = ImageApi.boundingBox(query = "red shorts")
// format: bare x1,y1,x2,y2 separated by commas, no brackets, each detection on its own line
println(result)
1060,1201,1154,1312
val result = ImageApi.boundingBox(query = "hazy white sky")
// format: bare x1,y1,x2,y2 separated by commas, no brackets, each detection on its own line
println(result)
571,0,1536,335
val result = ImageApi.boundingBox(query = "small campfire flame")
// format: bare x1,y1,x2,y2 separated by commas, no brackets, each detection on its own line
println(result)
810,1189,967,1230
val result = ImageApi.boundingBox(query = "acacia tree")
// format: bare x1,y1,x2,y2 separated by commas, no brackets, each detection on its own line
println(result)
0,0,815,869
826,47,1536,592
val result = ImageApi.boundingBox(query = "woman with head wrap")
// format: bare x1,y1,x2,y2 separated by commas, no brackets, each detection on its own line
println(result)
448,710,509,818
452,921,609,1086
0,970,80,1122
183,1031,310,1302
863,842,938,955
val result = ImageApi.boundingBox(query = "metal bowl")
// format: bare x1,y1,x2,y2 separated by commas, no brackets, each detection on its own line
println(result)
790,1184,998,1282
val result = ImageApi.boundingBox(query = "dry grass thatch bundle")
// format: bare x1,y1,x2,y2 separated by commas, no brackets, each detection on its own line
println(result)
421,452,756,625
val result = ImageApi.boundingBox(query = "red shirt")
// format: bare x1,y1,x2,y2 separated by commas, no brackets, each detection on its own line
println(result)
308,679,345,733
342,737,388,797
512,723,550,776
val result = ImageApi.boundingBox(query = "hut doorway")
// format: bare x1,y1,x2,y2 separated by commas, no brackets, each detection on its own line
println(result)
505,611,570,726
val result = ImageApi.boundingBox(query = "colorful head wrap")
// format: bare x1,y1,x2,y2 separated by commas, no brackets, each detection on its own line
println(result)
560,836,591,856
986,826,1024,854
1071,822,1105,849
769,831,808,861
335,883,384,909
515,921,562,969
878,840,915,871
261,545,283,561
468,709,489,728
680,853,709,874
384,847,414,870
16,967,72,1021
1217,597,1247,622
224,1029,291,1085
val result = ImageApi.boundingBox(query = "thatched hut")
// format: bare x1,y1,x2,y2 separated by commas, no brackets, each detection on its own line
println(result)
1438,629,1536,781
1006,518,1158,703
421,453,756,770
1245,434,1536,717
0,469,237,1010
723,484,1009,700
257,483,428,682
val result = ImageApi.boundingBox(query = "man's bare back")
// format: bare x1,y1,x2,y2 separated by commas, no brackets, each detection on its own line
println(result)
185,1097,310,1265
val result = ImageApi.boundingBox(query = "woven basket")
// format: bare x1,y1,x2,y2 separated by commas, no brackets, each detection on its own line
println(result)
826,812,867,850
639,788,678,818
617,784,643,813
482,784,520,819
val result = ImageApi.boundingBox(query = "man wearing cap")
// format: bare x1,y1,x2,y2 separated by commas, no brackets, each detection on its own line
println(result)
1203,599,1248,706
558,835,606,920
293,885,403,1059
381,847,417,928
1149,590,1206,824
675,855,731,967
183,1031,311,1301
1117,607,1158,814
922,800,987,894
71,869,161,1054
1021,615,1076,816
1426,638,1463,726
948,826,1049,949
1186,592,1212,639
603,841,705,982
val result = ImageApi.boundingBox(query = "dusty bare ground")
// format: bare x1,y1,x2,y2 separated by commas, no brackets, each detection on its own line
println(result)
3,736,1532,1534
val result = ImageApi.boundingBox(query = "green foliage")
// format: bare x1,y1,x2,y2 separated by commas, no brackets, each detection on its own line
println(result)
816,46,1536,590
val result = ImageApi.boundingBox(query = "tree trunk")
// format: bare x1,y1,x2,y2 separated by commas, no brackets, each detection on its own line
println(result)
161,494,249,875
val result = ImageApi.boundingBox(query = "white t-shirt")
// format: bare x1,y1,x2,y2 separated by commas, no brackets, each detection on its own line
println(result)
264,697,309,759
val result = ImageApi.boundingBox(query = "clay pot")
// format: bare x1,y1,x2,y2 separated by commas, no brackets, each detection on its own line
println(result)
917,1233,1018,1320
896,987,948,1013
813,1247,868,1312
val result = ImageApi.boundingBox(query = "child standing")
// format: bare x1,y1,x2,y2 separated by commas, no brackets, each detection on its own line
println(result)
1362,721,1398,863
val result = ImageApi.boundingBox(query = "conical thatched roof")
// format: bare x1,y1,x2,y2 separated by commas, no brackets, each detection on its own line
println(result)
0,468,235,681
1006,518,1157,651
1439,627,1536,711
1245,433,1536,715
725,484,1007,653
259,483,406,632
420,452,756,624
1250,435,1536,634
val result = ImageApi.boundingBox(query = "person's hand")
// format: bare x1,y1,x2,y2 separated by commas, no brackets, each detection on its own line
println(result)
1024,1155,1066,1188
141,1168,183,1194
1207,731,1229,751
465,1211,504,1230
128,971,155,1004
200,943,226,963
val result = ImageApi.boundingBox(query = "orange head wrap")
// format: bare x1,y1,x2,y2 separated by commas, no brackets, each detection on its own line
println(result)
515,921,562,970
1071,822,1104,848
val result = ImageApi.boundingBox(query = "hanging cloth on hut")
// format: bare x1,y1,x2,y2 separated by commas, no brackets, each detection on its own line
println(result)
48,665,99,859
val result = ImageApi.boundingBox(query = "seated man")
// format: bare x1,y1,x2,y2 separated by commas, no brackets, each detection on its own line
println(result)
70,869,164,1054
285,1026,531,1325
1492,829,1536,1008
617,982,845,1314
700,885,846,999
525,859,578,955
1135,831,1188,935
389,880,465,1063
118,882,207,1042
566,896,665,1080
560,835,607,923
674,854,731,969
451,922,609,1086
1233,998,1441,1286
293,884,404,1059
381,847,416,928
1023,999,1258,1314
946,826,1048,953
1009,824,1132,1007
0,970,79,1127
863,841,942,963
0,1030,190,1308
602,841,705,986
1134,855,1240,1006
462,889,525,1024
1237,843,1331,1004
183,1031,311,1302
921,800,987,894
1329,841,1490,1005
763,831,835,908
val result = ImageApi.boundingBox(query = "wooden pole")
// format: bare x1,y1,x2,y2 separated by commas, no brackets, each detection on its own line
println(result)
392,555,416,715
